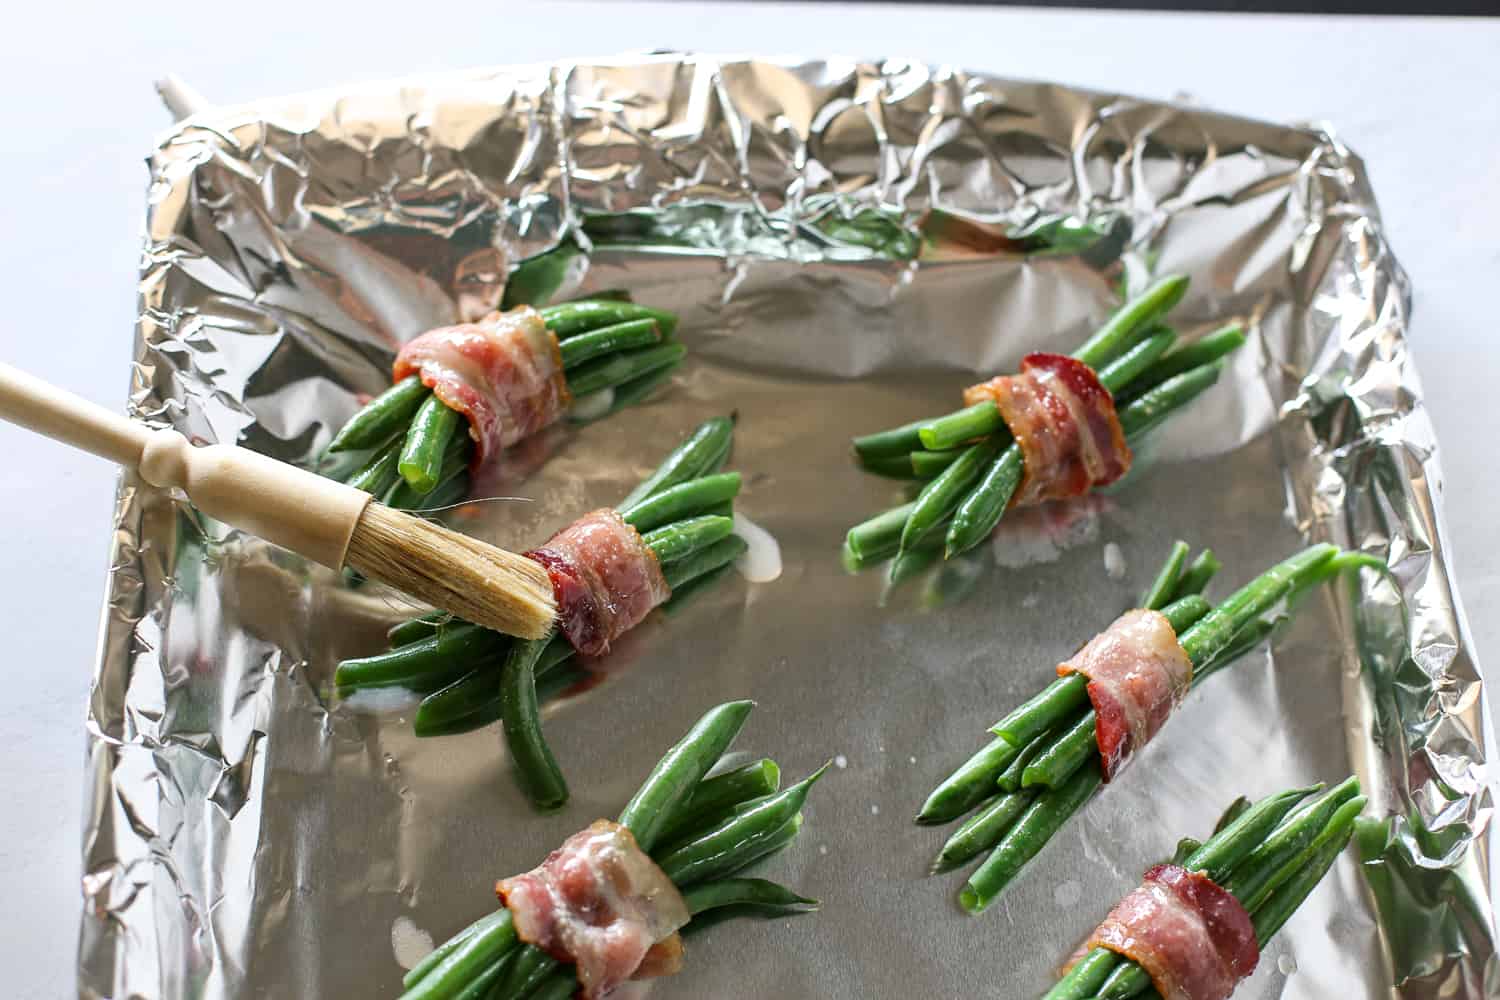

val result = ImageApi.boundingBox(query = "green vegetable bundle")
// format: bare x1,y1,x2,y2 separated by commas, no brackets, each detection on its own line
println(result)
335,417,746,811
1045,778,1364,1000
920,541,1382,914
846,275,1247,574
398,701,824,1000
323,297,685,512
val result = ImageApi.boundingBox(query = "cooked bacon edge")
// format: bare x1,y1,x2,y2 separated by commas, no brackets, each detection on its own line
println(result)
497,819,690,999
1072,863,1258,1000
1057,608,1192,781
393,306,569,470
526,508,671,657
964,352,1130,508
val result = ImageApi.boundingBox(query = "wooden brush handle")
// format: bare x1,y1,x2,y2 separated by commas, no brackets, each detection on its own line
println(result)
0,362,370,569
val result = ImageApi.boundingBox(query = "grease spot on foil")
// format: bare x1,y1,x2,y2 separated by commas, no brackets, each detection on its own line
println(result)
391,916,434,970
569,388,616,422
1278,953,1298,975
1103,542,1126,580
870,804,880,816
818,844,829,856
1053,880,1083,907
343,687,421,715
732,513,782,582
990,498,1106,569
834,755,848,769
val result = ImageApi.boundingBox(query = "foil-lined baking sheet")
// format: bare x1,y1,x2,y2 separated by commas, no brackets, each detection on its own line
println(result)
79,55,1495,998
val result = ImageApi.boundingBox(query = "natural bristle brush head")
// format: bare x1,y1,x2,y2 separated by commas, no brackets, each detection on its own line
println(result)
345,502,557,639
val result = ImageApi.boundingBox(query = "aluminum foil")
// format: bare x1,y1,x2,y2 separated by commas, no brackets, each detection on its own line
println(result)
79,55,1495,998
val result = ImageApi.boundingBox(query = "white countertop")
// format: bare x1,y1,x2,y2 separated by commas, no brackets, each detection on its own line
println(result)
3,4,1495,997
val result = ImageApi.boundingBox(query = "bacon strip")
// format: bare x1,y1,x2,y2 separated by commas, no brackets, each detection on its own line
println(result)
498,820,690,999
392,306,569,470
964,353,1130,508
1057,609,1192,781
1075,863,1258,1000
526,508,671,657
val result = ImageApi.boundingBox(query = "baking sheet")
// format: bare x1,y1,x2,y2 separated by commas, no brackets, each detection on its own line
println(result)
78,55,1495,998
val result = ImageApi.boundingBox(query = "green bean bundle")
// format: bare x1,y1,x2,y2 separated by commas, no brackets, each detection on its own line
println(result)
846,275,1249,573
1043,778,1365,1000
920,540,1382,915
397,701,825,1000
323,295,685,513
335,416,750,811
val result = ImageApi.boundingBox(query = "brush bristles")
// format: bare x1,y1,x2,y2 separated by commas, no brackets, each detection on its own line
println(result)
344,502,557,639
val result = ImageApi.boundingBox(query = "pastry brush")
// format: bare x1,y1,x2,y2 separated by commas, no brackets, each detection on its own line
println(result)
0,362,557,639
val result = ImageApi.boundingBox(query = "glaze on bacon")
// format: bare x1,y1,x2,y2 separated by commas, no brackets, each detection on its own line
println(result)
497,820,690,999
392,306,569,470
526,508,671,657
964,353,1130,508
1075,863,1258,1000
1057,609,1192,781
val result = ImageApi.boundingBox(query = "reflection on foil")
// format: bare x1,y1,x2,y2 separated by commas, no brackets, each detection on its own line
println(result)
80,55,1493,1000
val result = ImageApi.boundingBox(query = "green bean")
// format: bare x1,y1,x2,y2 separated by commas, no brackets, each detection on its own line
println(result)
1171,837,1204,866
961,760,1102,912
910,448,964,478
335,624,508,691
642,515,735,565
1072,275,1190,370
1021,711,1096,789
496,947,553,999
932,791,1033,873
540,300,678,339
997,732,1051,792
1180,783,1322,884
414,666,499,737
1250,799,1360,942
859,453,926,479
598,357,681,417
943,447,1024,556
1121,324,1246,400
846,502,916,562
888,542,943,586
558,318,662,369
347,438,403,495
617,700,754,851
681,877,817,916
402,908,507,989
389,614,446,648
657,765,827,886
918,737,1024,825
900,438,999,551
619,473,741,532
919,401,1004,450
619,416,735,510
852,417,928,460
501,243,581,309
1177,545,1338,665
1212,796,1253,836
1047,948,1120,1000
398,910,517,1000
655,759,782,844
1160,594,1212,634
1140,540,1190,610
1225,778,1362,910
989,675,1091,747
566,343,685,398
385,433,470,510
1115,361,1223,439
500,635,568,810
409,471,470,513
328,376,430,453
398,394,463,494
453,951,515,1000
1171,548,1222,600
523,972,575,1000
1088,795,1363,1000
662,536,747,591
1194,617,1277,682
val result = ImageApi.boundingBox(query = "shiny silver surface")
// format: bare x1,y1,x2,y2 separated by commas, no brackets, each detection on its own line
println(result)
79,55,1493,998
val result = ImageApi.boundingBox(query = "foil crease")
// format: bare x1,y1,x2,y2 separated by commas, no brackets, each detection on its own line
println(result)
79,55,1494,998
